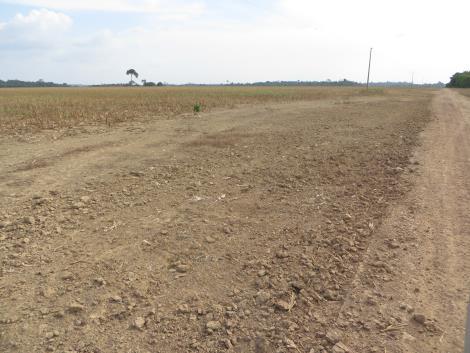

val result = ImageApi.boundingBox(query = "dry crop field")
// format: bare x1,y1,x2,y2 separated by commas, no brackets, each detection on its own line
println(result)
1,87,469,353
0,86,378,134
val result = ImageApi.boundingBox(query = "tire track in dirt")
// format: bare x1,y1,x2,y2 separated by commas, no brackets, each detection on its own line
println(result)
336,89,470,353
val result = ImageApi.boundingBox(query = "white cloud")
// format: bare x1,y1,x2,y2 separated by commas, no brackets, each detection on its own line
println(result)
0,9,72,50
0,0,205,16
8,8,72,30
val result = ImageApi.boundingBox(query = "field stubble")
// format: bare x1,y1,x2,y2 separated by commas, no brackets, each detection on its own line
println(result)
0,86,384,134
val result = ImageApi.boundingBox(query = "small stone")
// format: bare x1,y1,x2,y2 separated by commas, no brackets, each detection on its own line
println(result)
222,338,233,349
0,221,12,228
276,251,289,259
412,313,426,325
45,331,59,339
80,196,91,203
255,291,271,305
41,287,56,298
402,332,416,342
71,202,85,209
326,330,341,344
206,321,222,331
178,304,191,314
130,171,144,177
175,264,190,273
399,303,414,313
258,269,267,277
67,302,85,314
274,299,292,311
322,289,336,301
284,338,297,349
53,311,65,319
109,295,122,302
33,198,46,206
23,216,35,225
332,342,351,353
290,281,304,291
365,296,377,306
255,337,269,353
60,272,74,281
205,236,216,244
133,317,146,330
93,277,106,286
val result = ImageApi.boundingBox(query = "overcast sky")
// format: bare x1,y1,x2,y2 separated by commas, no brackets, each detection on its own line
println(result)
0,0,468,84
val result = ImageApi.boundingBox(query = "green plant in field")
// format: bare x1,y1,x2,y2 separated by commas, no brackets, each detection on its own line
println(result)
193,103,202,113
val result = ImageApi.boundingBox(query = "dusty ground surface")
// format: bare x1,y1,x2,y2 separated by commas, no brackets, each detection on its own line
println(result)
0,89,468,353
336,89,470,353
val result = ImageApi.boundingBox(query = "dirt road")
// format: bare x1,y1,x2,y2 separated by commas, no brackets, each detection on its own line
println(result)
337,89,470,353
0,89,469,353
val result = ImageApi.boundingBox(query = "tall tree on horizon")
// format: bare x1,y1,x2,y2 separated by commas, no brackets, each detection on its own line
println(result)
126,69,139,85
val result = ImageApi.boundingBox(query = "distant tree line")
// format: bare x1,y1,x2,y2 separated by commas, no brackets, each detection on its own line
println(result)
141,80,164,87
227,79,360,87
447,72,470,88
0,79,68,88
369,81,445,88
182,80,445,88
0,76,446,89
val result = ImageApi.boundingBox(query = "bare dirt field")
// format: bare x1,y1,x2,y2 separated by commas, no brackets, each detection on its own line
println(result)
0,87,469,353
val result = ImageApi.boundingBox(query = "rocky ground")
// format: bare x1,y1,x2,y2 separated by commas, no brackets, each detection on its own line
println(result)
0,89,468,353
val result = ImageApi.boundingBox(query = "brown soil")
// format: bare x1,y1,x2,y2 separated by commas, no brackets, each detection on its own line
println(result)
1,89,468,353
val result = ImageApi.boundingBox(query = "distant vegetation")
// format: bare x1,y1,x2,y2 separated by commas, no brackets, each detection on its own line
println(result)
248,79,360,87
447,72,470,88
0,78,445,88
142,81,164,87
186,80,445,88
0,79,68,88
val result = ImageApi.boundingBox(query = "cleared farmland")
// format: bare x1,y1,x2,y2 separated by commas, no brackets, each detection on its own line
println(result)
2,88,469,353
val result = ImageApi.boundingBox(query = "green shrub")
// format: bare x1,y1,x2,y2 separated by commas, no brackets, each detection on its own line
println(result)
193,103,202,113
447,71,470,88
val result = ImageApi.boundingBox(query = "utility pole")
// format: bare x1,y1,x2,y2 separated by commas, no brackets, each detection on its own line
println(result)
411,72,414,88
366,47,373,89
